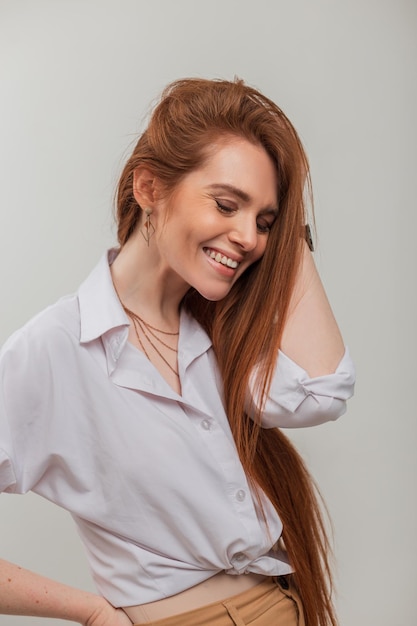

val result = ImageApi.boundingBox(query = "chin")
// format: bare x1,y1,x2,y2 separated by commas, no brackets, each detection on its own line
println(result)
194,287,232,302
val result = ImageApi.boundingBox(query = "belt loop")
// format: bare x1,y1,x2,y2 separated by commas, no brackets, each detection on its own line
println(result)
222,600,246,626
275,575,306,626
277,575,290,589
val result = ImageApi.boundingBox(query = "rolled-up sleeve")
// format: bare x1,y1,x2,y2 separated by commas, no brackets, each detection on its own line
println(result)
0,341,19,493
0,446,16,493
0,327,51,494
249,348,356,428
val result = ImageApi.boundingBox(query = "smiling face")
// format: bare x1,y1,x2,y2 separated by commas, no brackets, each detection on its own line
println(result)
151,137,279,301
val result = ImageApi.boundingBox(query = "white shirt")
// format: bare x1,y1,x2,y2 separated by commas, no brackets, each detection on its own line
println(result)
0,251,355,607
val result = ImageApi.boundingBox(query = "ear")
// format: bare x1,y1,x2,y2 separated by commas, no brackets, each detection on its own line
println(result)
132,166,159,208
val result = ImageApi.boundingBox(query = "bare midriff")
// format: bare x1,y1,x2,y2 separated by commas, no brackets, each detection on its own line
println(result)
123,571,267,624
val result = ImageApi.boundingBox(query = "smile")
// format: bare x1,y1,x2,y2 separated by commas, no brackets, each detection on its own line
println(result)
204,248,240,269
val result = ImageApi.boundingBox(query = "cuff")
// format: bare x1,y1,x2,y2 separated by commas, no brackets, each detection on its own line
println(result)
249,348,356,429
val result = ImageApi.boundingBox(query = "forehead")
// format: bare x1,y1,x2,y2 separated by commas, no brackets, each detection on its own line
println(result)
182,137,278,205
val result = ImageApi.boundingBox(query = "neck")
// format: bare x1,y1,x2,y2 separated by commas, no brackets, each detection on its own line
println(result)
110,230,188,329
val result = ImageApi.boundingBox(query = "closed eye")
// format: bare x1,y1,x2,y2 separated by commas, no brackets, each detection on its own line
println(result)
256,220,272,234
215,199,236,215
257,210,277,234
216,199,274,234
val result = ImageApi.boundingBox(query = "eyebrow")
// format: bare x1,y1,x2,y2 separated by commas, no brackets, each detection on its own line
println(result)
207,183,279,214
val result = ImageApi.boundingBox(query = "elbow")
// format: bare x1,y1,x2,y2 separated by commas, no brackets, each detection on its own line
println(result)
260,395,350,429
298,395,348,427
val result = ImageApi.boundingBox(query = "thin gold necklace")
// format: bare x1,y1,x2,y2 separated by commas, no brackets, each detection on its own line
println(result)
122,303,180,377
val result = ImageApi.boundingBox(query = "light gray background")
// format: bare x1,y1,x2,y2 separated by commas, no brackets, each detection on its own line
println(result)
0,1,415,624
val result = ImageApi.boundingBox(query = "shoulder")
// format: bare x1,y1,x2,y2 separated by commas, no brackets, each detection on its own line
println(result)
1,293,81,369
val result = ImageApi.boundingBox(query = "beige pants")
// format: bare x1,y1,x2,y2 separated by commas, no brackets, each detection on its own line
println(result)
132,576,305,626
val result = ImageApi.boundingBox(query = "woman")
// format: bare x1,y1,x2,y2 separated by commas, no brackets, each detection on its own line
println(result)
0,78,355,626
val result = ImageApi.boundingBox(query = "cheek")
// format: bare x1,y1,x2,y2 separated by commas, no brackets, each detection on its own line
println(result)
254,237,268,261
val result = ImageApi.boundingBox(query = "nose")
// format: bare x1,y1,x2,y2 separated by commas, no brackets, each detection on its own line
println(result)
228,215,258,251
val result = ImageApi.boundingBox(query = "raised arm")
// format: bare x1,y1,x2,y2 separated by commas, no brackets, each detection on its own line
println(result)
280,240,345,377
247,240,355,429
0,558,132,625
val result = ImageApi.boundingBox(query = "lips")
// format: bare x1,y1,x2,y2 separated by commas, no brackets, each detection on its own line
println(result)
204,247,240,269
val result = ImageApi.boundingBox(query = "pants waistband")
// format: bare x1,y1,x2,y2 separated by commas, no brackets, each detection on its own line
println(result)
125,572,265,623
129,575,305,626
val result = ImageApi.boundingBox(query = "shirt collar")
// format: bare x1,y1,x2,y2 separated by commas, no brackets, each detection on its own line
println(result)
178,306,212,370
78,249,129,344
77,249,213,375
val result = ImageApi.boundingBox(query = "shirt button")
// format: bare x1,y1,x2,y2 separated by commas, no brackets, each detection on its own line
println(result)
236,489,246,502
233,552,246,563
201,419,211,430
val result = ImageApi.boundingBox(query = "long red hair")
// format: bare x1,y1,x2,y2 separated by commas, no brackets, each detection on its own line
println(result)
116,78,337,626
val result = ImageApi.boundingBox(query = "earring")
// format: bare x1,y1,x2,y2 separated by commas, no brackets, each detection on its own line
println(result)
140,208,155,246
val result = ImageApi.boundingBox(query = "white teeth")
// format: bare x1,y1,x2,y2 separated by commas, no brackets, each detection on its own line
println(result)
206,248,239,269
